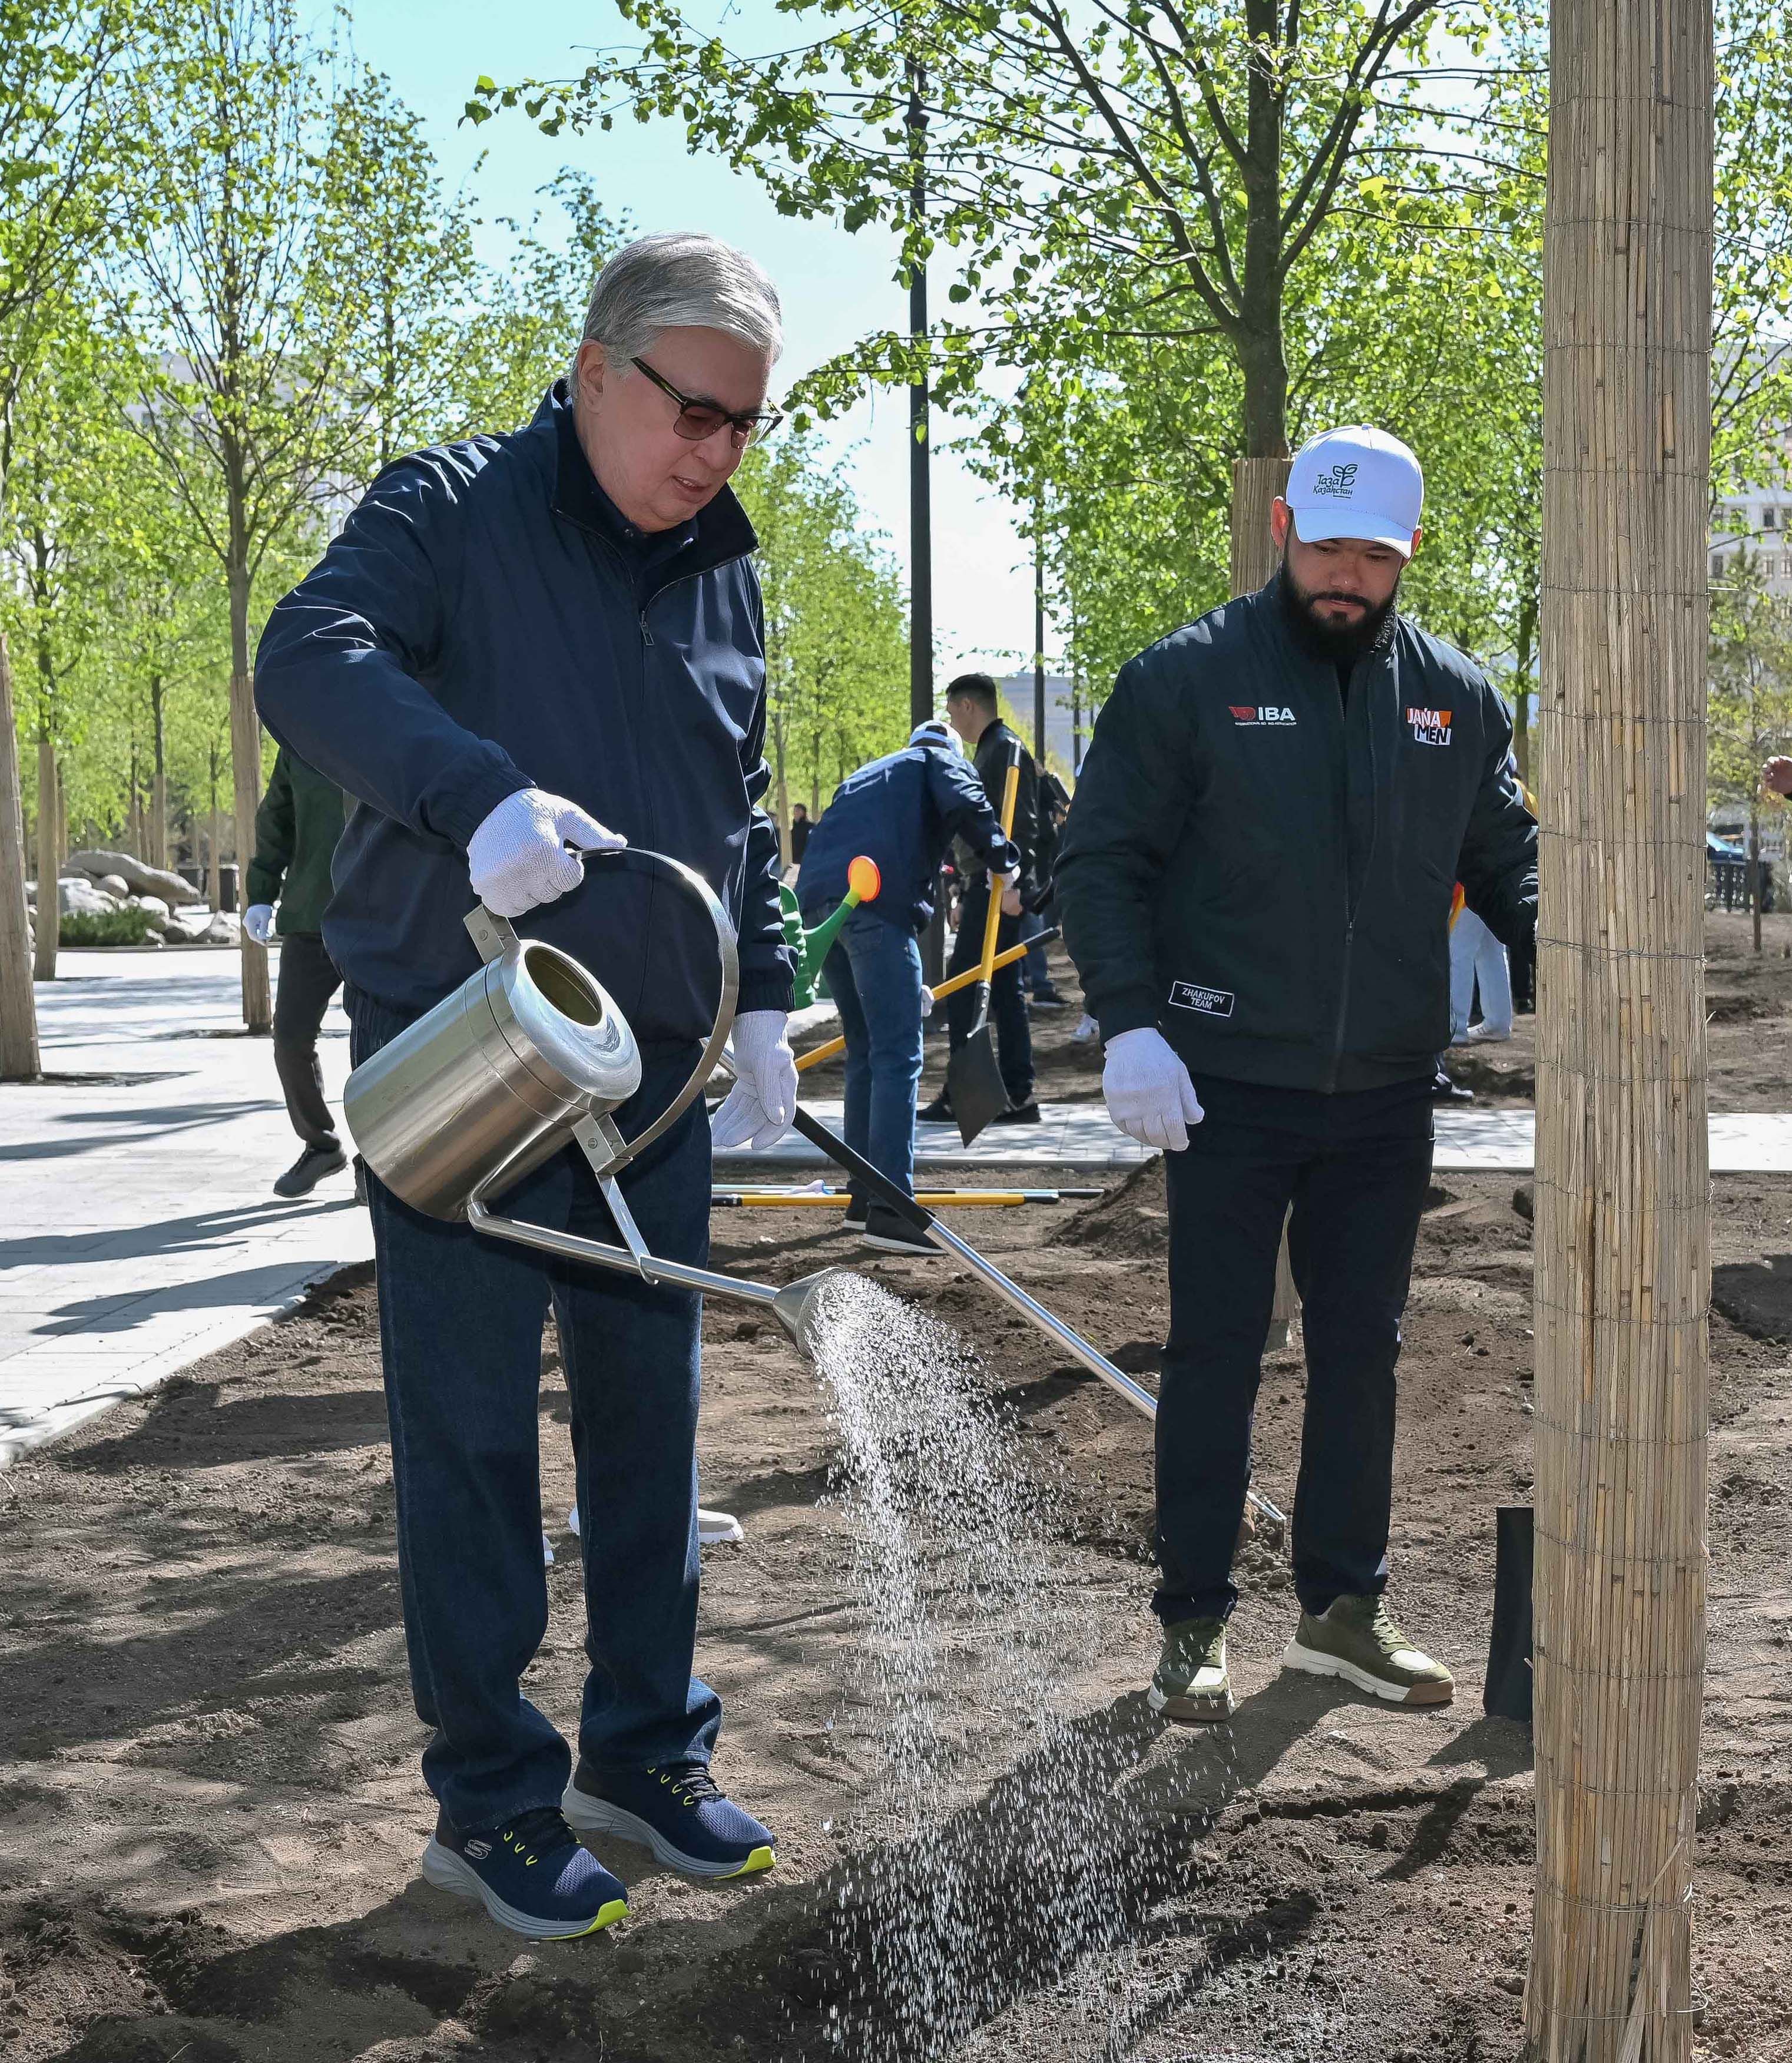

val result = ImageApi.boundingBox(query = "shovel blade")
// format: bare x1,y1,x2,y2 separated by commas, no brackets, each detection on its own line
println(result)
945,1012,1011,1145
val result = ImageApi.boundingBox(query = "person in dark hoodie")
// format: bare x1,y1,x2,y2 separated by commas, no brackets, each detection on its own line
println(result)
1057,425,1537,1727
243,746,348,1198
798,718,1019,1250
254,234,797,1942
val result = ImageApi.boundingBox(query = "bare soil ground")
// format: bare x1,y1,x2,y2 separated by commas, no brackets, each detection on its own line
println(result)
3,942,1791,2062
1436,908,1792,1110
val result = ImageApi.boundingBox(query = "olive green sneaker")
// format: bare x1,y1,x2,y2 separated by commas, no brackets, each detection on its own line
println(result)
1148,1615,1233,1723
1283,1594,1455,1707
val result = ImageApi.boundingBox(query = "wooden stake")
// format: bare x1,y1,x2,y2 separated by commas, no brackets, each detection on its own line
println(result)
1230,456,1300,1348
1527,4,1712,2058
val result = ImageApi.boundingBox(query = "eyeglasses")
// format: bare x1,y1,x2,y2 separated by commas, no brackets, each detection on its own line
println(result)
632,356,784,448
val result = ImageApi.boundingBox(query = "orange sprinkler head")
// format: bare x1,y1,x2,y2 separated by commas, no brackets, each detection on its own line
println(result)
847,855,882,903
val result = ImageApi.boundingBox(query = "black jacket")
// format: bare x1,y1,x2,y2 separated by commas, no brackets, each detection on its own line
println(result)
955,718,1039,902
797,741,1020,935
1056,577,1537,1094
246,749,346,938
254,382,793,1038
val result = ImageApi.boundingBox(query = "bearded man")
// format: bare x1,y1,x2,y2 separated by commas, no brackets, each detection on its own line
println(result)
1055,426,1537,1723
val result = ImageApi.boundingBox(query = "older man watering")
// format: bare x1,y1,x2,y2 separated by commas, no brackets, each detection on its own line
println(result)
1058,426,1538,1724
255,233,796,1939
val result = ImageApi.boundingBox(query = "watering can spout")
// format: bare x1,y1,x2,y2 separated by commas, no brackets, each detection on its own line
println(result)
770,1268,856,1356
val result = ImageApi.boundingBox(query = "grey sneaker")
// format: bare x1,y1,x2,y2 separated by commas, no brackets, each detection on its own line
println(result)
1148,1616,1233,1723
1282,1594,1454,1707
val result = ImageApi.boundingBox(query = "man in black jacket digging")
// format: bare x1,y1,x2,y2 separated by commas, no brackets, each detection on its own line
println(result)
919,672,1042,1127
1056,426,1536,1723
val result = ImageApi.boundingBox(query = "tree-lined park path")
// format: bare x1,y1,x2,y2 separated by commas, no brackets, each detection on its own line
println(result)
0,947,369,1466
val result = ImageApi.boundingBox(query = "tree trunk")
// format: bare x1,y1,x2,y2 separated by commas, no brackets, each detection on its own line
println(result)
0,630,40,1079
1748,803,1763,951
207,742,221,913
1526,4,1713,2058
1513,594,1537,787
34,737,58,980
1237,1,1290,461
150,673,168,871
1232,453,1299,1346
1230,455,1291,596
227,545,271,1029
772,706,791,867
128,739,141,862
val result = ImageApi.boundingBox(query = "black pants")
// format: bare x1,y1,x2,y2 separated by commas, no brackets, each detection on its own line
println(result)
943,878,1034,1107
272,932,344,1150
1157,1074,1435,1625
1508,927,1536,1015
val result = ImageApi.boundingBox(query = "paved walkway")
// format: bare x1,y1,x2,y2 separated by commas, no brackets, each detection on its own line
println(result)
714,1100,1155,1170
719,1102,1792,1174
0,948,369,1466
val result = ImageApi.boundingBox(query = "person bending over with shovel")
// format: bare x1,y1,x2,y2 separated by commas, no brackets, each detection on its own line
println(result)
797,718,1022,1251
1056,426,1537,1723
255,233,797,1939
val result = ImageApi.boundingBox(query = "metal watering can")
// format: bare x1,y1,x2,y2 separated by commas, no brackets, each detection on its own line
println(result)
342,847,853,1354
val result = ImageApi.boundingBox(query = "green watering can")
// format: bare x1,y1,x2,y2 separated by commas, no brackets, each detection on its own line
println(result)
782,855,882,1008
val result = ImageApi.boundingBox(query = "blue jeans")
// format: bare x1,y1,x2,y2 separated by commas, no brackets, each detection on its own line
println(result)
818,908,924,1197
349,989,720,1834
1017,907,1058,997
1449,908,1513,1037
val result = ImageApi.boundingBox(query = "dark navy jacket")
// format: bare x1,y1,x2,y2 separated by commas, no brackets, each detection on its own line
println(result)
1058,574,1536,1094
254,382,793,1042
797,741,1019,936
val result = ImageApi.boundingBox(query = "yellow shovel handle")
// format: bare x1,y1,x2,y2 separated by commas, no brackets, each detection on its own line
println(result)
976,754,1022,985
796,935,1036,1074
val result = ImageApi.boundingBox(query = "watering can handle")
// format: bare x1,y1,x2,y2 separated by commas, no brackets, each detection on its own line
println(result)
462,846,740,1183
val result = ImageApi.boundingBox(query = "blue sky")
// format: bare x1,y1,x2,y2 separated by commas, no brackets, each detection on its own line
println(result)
343,0,1034,673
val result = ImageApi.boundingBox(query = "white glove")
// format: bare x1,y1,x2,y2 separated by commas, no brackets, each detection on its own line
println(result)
1102,1026,1205,1152
919,985,935,1019
710,1012,799,1151
243,904,274,946
467,788,625,919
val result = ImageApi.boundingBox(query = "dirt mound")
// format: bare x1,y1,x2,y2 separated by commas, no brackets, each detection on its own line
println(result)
1059,1153,1168,1254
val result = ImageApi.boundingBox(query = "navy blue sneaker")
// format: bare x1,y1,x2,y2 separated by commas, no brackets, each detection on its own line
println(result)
420,1804,628,1939
562,1760,776,1879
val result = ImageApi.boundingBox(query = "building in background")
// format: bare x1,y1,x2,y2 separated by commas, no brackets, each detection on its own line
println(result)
1711,427,1792,598
996,670,1082,782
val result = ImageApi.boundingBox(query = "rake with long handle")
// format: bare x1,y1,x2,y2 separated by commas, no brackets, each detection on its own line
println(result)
775,1091,1287,1531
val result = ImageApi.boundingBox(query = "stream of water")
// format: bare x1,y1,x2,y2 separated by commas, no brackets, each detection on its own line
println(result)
803,1273,1174,2058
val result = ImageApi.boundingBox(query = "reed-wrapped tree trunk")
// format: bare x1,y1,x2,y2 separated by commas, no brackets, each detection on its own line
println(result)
0,631,40,1079
1230,455,1300,1349
1526,4,1713,2058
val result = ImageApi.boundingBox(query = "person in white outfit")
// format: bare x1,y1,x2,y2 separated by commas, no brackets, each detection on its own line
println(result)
1449,905,1513,1043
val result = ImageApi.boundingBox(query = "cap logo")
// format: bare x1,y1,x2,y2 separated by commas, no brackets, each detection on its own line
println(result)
1309,461,1359,499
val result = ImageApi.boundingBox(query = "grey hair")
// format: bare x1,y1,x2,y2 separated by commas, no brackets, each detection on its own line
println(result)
569,232,783,393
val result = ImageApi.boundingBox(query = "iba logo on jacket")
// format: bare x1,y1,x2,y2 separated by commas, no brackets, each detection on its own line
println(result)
1169,981,1235,1018
1407,706,1452,746
1228,704,1297,727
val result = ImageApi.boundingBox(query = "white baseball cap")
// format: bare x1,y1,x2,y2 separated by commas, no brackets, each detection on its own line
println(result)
910,718,954,747
1286,425,1424,557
